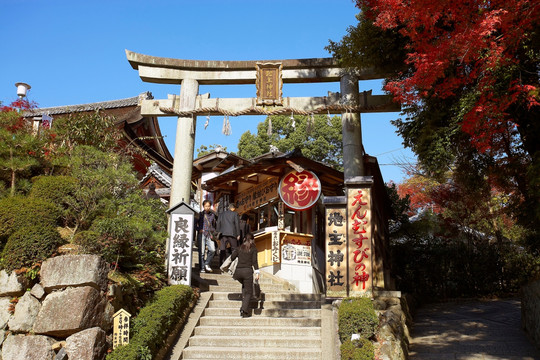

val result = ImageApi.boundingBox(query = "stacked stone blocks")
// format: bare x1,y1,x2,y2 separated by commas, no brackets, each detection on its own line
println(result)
0,255,112,360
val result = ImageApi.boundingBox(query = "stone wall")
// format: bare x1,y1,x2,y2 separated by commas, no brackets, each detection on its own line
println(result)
332,291,414,360
372,291,414,360
0,255,113,360
522,279,540,350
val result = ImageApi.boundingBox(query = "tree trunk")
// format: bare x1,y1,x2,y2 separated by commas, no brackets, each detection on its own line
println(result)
9,147,15,197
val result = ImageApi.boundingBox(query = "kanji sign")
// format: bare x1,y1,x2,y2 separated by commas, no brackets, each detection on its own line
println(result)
325,207,347,297
236,177,279,213
113,309,131,349
166,202,196,286
256,62,283,105
347,188,372,296
279,170,322,211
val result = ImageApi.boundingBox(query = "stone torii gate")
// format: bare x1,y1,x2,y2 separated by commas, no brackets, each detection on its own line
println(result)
126,50,398,205
126,50,399,295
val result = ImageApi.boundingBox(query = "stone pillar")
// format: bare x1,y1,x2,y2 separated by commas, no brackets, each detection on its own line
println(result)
340,72,364,180
170,78,199,207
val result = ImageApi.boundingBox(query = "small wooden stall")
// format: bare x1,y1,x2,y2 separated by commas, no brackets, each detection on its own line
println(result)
204,149,344,293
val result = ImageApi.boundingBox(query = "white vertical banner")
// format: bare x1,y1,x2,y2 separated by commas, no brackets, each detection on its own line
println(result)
168,213,194,285
271,231,280,263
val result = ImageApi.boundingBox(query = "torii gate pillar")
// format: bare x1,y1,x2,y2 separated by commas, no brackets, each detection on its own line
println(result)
170,79,199,206
340,73,364,179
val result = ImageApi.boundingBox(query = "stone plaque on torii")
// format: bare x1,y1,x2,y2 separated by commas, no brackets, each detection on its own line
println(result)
126,50,399,295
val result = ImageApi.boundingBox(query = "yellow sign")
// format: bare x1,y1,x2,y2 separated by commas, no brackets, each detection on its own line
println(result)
282,232,312,246
113,309,131,349
236,177,279,213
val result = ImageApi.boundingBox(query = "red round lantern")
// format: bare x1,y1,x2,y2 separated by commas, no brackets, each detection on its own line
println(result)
279,169,322,211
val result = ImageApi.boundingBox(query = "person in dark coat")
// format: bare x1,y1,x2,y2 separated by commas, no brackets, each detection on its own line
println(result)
231,233,259,318
196,200,217,272
216,202,240,265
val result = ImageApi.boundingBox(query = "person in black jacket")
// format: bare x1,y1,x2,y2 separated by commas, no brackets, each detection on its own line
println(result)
231,233,259,318
216,202,240,265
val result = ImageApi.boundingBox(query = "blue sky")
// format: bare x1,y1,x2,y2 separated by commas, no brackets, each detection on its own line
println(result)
0,0,415,183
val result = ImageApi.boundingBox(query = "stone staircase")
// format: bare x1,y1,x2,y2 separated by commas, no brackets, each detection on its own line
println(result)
180,270,324,360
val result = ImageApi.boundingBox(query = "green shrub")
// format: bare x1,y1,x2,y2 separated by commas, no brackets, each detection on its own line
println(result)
106,285,195,360
0,196,61,247
87,214,166,270
29,175,77,213
338,297,378,343
341,338,375,360
1,224,65,271
72,230,101,253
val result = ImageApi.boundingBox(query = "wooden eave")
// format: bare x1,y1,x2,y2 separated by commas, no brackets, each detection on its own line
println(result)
191,152,251,182
203,152,344,197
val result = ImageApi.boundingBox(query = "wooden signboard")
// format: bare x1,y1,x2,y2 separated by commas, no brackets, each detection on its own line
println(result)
347,188,373,296
113,309,131,349
325,207,347,298
256,62,283,105
166,202,196,286
236,177,279,213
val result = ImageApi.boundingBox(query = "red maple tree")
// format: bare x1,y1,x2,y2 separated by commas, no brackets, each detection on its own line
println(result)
357,0,540,153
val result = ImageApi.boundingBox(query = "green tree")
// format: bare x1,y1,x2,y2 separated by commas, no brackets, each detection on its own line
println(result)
0,105,45,196
52,111,122,154
237,114,343,169
196,144,228,158
47,111,128,173
326,7,408,77
64,145,139,234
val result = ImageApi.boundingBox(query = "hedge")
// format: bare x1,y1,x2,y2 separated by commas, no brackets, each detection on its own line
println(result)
29,175,78,214
338,297,378,343
340,338,375,360
106,285,195,360
0,196,61,248
1,223,65,272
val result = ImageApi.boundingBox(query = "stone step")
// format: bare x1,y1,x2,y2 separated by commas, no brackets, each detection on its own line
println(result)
188,335,321,348
203,307,321,318
211,292,321,302
208,283,289,292
182,346,321,360
184,251,323,359
195,324,321,338
194,325,321,337
198,316,321,327
208,299,321,309
200,272,272,281
201,276,275,286
200,272,292,287
201,277,275,287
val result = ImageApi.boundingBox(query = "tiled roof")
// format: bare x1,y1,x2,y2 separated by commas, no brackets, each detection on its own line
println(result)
23,92,153,117
141,163,172,187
